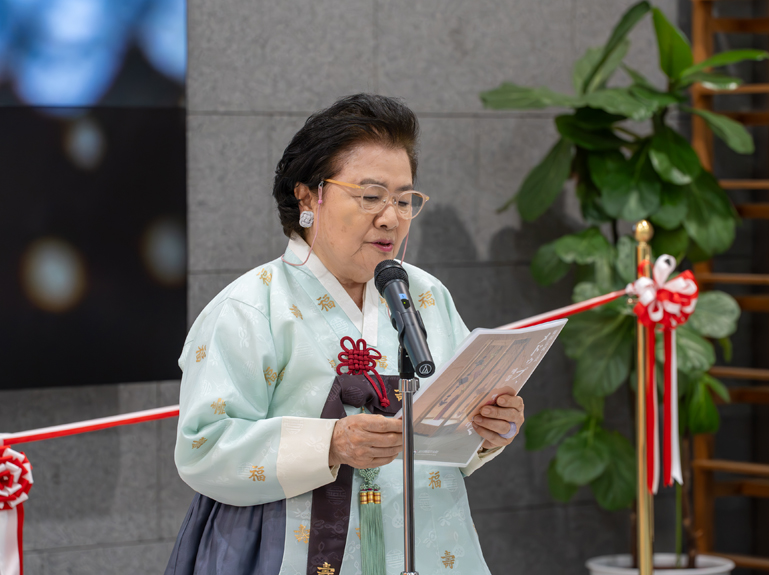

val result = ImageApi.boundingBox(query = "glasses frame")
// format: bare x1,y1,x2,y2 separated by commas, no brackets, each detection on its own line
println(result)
323,179,429,220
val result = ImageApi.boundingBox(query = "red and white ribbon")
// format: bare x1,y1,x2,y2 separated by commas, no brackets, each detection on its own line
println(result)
626,255,698,493
0,446,33,575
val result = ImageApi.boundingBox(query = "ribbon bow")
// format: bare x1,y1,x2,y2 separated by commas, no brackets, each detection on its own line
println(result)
0,445,33,575
337,336,390,408
626,255,699,493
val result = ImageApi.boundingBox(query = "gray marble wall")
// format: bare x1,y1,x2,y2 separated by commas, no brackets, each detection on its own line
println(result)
10,0,750,573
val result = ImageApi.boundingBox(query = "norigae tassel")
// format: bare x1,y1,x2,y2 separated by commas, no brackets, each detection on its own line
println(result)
359,468,386,575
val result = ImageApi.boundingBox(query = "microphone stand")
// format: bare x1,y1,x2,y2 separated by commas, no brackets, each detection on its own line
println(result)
398,345,419,575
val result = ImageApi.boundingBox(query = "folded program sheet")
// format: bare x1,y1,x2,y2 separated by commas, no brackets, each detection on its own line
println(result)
395,319,567,466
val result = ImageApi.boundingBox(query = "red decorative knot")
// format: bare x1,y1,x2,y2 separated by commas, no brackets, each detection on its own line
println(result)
337,336,390,408
0,446,33,510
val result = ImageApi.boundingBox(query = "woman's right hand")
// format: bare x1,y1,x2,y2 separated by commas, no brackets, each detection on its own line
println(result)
328,414,403,469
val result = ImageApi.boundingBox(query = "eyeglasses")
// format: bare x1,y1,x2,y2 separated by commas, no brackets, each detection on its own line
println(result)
324,179,429,220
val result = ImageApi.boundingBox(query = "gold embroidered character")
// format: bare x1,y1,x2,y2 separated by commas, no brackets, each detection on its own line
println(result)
192,437,207,449
264,367,278,386
249,465,266,482
259,269,272,286
418,291,436,308
429,471,441,489
195,345,207,362
294,524,309,543
317,294,336,311
277,369,286,385
318,562,335,575
441,551,456,569
210,398,226,415
289,305,303,319
376,355,388,370
394,388,403,401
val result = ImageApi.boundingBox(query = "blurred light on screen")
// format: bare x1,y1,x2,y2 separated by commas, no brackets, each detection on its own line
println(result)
21,237,87,312
141,218,186,286
65,117,106,169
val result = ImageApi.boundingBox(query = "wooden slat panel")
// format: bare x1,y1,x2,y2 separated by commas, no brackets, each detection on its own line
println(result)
721,111,769,125
729,387,769,403
735,294,769,312
712,17,769,33
714,479,769,498
694,83,769,95
719,179,769,189
736,204,769,218
696,273,769,285
692,459,769,477
711,553,769,572
709,366,769,381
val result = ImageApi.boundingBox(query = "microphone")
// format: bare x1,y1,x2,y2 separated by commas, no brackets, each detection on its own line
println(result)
374,260,435,378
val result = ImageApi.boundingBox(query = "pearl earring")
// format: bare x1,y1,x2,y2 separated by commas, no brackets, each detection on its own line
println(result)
299,210,314,228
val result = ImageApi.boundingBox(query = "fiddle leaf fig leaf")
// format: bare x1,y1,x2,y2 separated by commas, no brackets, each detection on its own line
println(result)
500,138,573,219
525,409,589,450
650,226,689,262
573,315,635,398
615,235,636,285
589,430,636,510
686,107,754,154
683,171,736,256
656,324,715,374
630,84,684,110
556,115,628,150
703,373,731,403
589,149,661,221
531,242,571,286
687,377,720,434
649,124,702,185
553,227,613,264
652,7,693,80
574,40,631,95
688,291,740,339
583,89,654,121
651,182,688,230
548,459,580,502
556,430,611,485
481,83,582,109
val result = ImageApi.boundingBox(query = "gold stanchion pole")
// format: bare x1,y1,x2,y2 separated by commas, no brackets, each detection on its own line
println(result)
635,220,654,575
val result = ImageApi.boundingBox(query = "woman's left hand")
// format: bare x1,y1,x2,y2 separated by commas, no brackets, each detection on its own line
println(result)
471,386,525,449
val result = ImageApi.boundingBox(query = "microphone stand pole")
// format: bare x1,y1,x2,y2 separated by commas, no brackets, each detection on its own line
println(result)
398,345,419,575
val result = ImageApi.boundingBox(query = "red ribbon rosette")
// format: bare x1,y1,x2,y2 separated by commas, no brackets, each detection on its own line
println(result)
0,445,33,575
626,255,699,493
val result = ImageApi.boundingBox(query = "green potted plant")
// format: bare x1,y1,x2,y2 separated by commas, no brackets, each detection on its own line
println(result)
480,2,767,572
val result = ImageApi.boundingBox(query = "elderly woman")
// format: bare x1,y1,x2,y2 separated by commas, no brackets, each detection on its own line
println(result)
166,94,524,575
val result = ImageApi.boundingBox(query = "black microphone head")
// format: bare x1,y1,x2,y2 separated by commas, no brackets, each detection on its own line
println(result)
374,260,409,295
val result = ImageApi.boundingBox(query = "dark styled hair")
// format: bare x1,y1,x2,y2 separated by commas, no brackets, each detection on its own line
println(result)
273,93,420,238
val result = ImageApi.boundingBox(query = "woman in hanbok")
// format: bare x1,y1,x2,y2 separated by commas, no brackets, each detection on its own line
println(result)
166,94,525,575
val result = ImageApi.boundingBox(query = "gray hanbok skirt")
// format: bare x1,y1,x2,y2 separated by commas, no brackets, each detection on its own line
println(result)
165,493,286,575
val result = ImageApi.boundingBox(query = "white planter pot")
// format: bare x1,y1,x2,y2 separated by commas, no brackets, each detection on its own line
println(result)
587,554,735,575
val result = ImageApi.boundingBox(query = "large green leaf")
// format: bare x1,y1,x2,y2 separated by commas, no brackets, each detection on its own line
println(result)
650,226,689,262
581,1,652,93
561,307,627,359
548,459,580,502
553,227,613,264
556,430,611,485
573,314,635,398
525,409,589,450
583,89,654,121
687,376,720,434
686,107,754,154
649,124,702,185
683,171,736,256
657,324,715,374
652,7,693,79
589,149,662,221
572,281,603,304
574,107,627,129
577,179,613,225
481,83,581,109
677,71,742,91
651,182,688,230
531,242,571,286
630,84,684,111
615,235,636,284
574,40,631,95
556,115,628,150
688,291,740,339
500,138,573,219
622,63,655,89
589,431,636,510
681,49,769,77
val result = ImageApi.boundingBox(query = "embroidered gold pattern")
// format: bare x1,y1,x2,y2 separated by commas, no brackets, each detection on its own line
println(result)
290,305,303,319
355,527,361,539
192,437,207,449
249,465,266,482
418,291,436,308
394,388,403,401
277,368,286,385
329,359,336,369
264,367,278,386
429,471,441,489
259,269,272,286
379,296,386,305
318,562,335,575
441,551,456,569
317,294,336,311
294,524,309,543
211,398,226,415
376,355,388,370
196,345,207,362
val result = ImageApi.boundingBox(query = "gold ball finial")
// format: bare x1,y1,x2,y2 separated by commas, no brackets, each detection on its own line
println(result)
634,220,654,242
